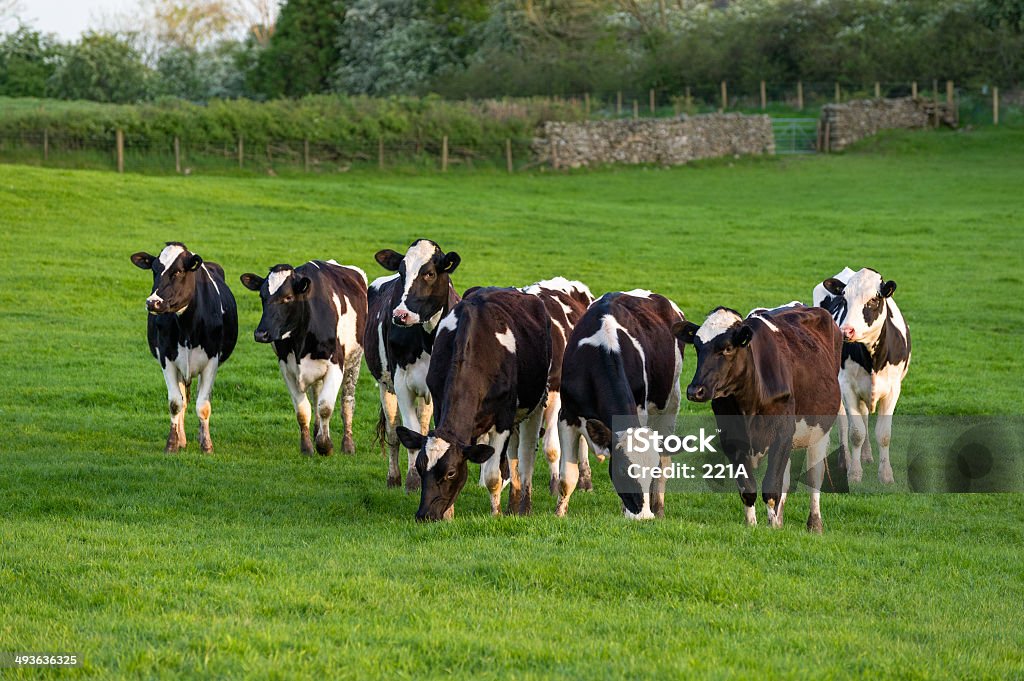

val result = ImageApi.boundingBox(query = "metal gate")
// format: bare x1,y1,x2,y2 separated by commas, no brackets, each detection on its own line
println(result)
772,118,819,154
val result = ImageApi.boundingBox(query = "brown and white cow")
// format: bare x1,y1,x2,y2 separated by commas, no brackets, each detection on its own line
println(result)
676,303,842,532
814,267,911,484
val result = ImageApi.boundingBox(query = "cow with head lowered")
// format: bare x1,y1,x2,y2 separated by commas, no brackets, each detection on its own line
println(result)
814,267,910,484
364,239,461,492
240,260,367,456
556,290,686,520
131,242,238,453
676,303,842,533
395,288,551,521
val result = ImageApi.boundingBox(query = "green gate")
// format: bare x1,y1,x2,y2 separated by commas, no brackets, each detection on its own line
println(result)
772,118,819,155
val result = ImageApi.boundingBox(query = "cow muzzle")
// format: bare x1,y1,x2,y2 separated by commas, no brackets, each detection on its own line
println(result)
392,306,418,327
840,325,857,341
253,329,273,343
146,294,165,314
687,384,710,402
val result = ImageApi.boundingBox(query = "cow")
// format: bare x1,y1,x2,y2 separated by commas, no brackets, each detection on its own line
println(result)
395,288,551,521
130,242,238,453
813,267,911,484
556,290,686,520
239,260,367,456
364,239,461,492
675,304,842,533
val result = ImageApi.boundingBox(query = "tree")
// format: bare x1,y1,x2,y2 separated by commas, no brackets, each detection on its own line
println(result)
250,0,345,98
49,33,153,103
0,25,60,97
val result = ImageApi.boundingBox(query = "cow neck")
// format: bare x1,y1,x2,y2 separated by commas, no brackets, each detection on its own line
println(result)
599,350,643,429
288,295,314,358
170,277,200,342
869,310,896,373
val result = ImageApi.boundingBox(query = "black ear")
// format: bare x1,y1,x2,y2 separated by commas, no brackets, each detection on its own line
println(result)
441,251,461,273
464,443,495,464
585,419,613,449
823,278,846,296
462,286,482,299
239,273,264,291
293,276,311,295
733,325,754,348
672,320,700,344
131,252,154,270
395,426,425,451
375,249,403,271
187,254,203,271
880,280,897,298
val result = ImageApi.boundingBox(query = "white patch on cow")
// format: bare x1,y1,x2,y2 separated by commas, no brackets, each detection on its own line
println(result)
749,314,780,333
336,263,368,286
298,356,330,392
522,277,591,299
396,240,437,311
334,293,360,361
424,436,451,471
438,310,459,335
370,273,400,290
667,298,684,319
745,504,757,526
268,269,292,295
792,419,826,449
495,327,516,353
887,299,909,344
422,308,444,333
622,289,652,298
201,264,221,297
310,261,321,270
281,331,292,340
696,308,742,343
158,244,184,270
173,343,209,381
395,350,430,398
176,305,188,316
146,292,164,307
578,314,625,352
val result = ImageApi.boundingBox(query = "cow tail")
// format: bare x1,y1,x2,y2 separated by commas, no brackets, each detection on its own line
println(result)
374,404,387,457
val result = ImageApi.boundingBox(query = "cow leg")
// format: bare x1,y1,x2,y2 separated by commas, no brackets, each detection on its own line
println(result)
416,396,433,436
381,387,402,487
542,391,561,495
577,436,593,491
844,389,869,483
649,403,679,519
162,362,187,453
395,386,424,493
507,430,521,514
280,362,314,454
314,364,343,456
763,440,791,529
339,353,361,454
555,421,581,517
805,433,827,533
194,358,219,454
836,403,850,476
875,385,900,484
481,430,511,516
514,406,545,515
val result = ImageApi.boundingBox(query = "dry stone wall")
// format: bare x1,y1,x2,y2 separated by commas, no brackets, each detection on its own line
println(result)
820,97,956,151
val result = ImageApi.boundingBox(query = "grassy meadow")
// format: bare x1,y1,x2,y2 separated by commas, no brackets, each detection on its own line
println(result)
1,125,1023,678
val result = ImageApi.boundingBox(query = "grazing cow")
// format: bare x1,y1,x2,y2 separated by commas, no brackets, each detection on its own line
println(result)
240,260,367,456
130,242,238,453
364,239,461,492
676,304,842,532
813,267,911,484
556,290,686,520
395,288,551,520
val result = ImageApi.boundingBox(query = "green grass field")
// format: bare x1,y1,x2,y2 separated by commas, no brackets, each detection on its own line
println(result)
2,126,1023,679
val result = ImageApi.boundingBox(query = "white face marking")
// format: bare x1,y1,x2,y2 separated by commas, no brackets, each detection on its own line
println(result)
438,310,458,334
146,292,164,305
157,244,184,270
268,269,292,295
837,269,889,342
696,309,742,343
424,436,451,471
396,240,439,314
495,328,516,353
370,273,400,290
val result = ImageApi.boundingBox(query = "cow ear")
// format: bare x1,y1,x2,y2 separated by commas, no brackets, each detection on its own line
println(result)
395,426,425,451
375,249,403,271
880,280,897,298
672,320,700,344
441,251,461,273
187,254,203,271
464,443,495,464
585,419,613,449
239,273,264,291
823,278,846,296
733,325,754,348
462,286,482,299
293,276,311,295
131,252,154,270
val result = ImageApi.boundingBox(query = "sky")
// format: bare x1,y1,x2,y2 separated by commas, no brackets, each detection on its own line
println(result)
14,0,137,40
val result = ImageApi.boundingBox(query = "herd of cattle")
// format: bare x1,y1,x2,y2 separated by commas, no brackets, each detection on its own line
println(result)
130,240,912,531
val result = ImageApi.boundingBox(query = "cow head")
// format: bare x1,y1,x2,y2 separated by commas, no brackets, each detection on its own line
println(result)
675,308,753,403
821,268,897,344
395,427,493,521
239,265,311,343
130,242,203,315
374,239,460,328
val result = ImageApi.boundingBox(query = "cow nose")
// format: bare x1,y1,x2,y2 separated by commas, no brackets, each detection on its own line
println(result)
840,325,856,340
687,384,708,402
253,329,271,343
415,510,430,522
393,311,410,326
146,300,160,312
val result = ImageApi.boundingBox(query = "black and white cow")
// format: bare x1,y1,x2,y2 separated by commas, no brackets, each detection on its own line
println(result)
395,288,552,520
556,290,686,520
131,242,238,453
364,239,461,492
813,267,911,484
240,260,367,456
676,304,842,532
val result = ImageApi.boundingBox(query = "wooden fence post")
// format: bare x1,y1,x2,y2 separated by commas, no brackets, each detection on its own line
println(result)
441,135,448,172
303,139,310,172
174,136,181,174
505,138,513,174
815,120,822,152
238,136,244,168
834,82,841,103
912,81,918,98
43,129,48,162
875,81,881,99
946,80,954,106
584,93,590,118
993,87,999,126
633,99,638,120
378,137,384,169
116,128,124,174
797,80,804,110
933,79,939,101
720,80,727,110
649,88,655,113
617,91,622,116
760,80,767,110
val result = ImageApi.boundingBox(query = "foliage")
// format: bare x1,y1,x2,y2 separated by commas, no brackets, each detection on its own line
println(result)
48,32,153,103
250,0,346,98
0,25,60,97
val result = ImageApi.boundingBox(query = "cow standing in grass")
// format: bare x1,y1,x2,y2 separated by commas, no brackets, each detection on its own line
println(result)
676,304,842,532
814,267,911,484
131,242,238,453
364,239,461,492
396,288,551,520
240,260,367,456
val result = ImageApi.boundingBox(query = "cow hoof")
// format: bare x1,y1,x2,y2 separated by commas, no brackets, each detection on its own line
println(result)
848,469,863,484
405,468,421,493
861,448,874,464
342,436,356,455
519,493,533,516
879,467,894,485
387,473,402,488
164,444,179,454
300,437,315,455
507,488,523,515
807,514,823,534
578,475,593,492
316,439,333,456
201,442,213,454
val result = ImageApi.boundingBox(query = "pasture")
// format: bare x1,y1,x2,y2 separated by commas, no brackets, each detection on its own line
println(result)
2,126,1023,678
